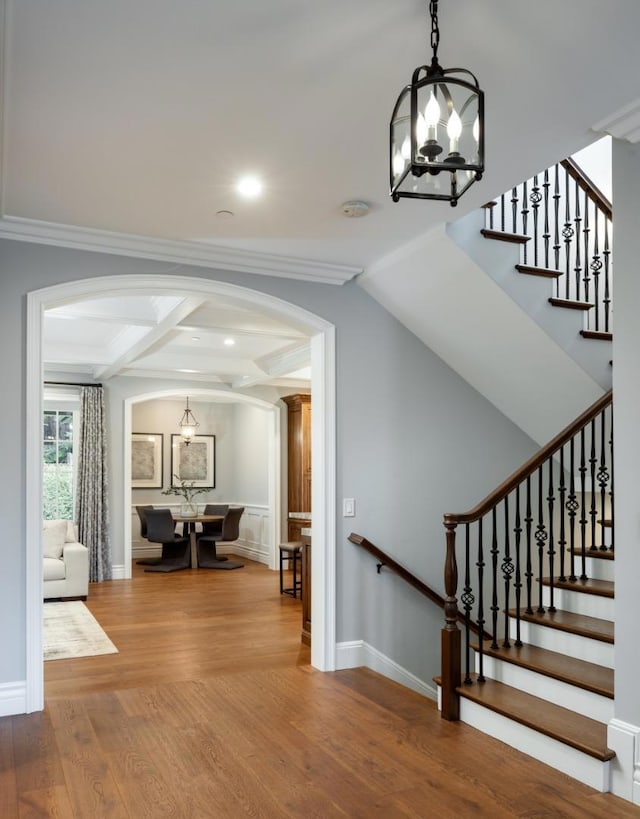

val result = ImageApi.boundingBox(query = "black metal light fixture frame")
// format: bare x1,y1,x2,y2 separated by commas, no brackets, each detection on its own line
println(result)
178,396,199,445
390,0,484,207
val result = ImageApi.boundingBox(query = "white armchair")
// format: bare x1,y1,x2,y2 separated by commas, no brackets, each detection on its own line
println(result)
43,519,89,600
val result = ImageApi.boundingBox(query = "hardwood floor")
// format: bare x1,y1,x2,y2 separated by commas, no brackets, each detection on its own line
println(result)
2,559,638,817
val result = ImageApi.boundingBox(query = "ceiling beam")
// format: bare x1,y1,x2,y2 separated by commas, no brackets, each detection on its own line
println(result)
94,296,207,380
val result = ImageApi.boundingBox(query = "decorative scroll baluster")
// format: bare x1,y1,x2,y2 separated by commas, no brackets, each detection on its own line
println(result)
591,202,602,331
558,445,567,581
476,519,485,683
463,523,473,683
530,174,541,267
563,170,574,299
490,508,499,649
598,409,610,552
501,498,513,647
525,475,533,614
513,484,523,647
609,407,615,552
535,466,547,613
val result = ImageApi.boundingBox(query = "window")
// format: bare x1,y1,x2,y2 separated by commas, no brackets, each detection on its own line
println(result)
43,407,78,520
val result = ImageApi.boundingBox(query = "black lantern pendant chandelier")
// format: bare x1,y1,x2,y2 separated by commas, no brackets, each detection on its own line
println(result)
390,0,484,207
178,396,199,445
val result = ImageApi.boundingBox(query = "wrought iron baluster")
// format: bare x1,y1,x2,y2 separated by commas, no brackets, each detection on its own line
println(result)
579,427,588,580
553,164,561,285
558,445,567,582
535,466,547,613
500,193,506,232
490,507,499,649
567,437,578,582
574,179,582,301
543,168,551,268
563,169,573,299
513,484,523,647
547,457,556,612
589,419,598,553
463,523,473,683
598,407,611,553
525,476,533,614
530,174,541,267
582,190,590,305
476,518,485,683
511,187,518,235
603,218,611,333
502,497,513,647
591,202,601,331
609,407,615,552
521,180,529,264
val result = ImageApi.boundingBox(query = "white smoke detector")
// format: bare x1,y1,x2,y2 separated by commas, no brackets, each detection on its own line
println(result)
340,200,370,218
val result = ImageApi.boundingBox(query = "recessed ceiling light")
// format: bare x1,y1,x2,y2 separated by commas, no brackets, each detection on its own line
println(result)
191,336,200,342
177,369,199,374
224,337,235,347
237,175,263,198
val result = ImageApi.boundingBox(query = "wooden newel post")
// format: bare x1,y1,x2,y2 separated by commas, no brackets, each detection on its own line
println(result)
441,519,461,721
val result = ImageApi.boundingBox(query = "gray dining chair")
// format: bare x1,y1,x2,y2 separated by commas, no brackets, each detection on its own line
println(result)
143,508,191,573
197,506,244,570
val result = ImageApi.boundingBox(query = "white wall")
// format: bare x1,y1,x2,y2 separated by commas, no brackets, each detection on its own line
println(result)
232,402,269,505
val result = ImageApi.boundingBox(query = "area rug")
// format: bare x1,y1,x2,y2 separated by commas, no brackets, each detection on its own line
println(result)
43,601,118,661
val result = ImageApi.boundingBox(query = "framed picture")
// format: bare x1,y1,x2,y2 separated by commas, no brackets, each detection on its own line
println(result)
131,433,163,489
171,434,215,488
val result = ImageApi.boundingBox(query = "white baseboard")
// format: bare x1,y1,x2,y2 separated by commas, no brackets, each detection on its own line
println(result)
608,718,640,805
0,681,27,717
335,640,437,701
110,564,126,580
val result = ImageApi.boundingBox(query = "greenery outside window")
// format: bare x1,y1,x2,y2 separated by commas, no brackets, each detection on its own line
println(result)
43,407,78,520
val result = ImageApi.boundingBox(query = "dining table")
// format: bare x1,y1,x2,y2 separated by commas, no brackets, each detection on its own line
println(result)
172,513,224,569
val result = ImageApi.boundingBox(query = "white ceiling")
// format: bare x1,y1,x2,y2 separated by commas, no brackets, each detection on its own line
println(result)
5,0,640,384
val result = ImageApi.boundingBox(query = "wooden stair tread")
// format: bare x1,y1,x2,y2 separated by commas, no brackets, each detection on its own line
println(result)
570,546,614,560
515,263,562,278
481,228,529,244
548,297,594,311
457,675,615,761
471,640,614,698
580,329,613,341
541,576,614,597
507,608,614,643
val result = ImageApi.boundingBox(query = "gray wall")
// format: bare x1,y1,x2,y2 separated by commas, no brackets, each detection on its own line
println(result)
1,237,537,691
611,138,640,726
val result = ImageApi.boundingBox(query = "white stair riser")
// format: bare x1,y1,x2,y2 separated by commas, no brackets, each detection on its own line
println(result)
477,654,613,723
541,586,614,620
457,696,611,792
508,619,614,668
570,555,615,581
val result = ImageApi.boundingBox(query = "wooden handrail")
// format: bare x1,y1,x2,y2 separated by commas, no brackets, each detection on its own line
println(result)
348,533,486,637
561,157,612,221
444,390,612,526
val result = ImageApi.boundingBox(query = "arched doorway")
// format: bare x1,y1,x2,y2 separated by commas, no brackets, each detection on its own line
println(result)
26,273,336,712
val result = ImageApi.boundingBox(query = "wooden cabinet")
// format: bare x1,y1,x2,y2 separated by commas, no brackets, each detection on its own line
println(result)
283,393,311,541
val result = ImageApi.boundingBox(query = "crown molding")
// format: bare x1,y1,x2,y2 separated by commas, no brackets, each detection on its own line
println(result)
593,98,640,144
0,215,362,285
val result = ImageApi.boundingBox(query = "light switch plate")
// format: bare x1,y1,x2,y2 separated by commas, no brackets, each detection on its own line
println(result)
343,498,355,517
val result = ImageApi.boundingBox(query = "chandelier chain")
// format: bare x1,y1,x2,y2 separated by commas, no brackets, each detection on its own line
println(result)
429,0,440,60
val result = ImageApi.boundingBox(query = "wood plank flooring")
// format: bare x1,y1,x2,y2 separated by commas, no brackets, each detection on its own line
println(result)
2,559,638,817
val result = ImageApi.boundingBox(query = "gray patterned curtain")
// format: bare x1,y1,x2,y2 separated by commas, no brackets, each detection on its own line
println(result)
75,386,112,582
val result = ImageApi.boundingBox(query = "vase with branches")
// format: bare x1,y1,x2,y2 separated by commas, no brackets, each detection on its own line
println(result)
162,474,208,516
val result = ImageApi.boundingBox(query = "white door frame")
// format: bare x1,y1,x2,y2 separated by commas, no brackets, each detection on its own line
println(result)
26,273,336,712
123,388,281,576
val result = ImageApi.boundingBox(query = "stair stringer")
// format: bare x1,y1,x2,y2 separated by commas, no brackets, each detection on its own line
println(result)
447,210,613,390
360,222,604,446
